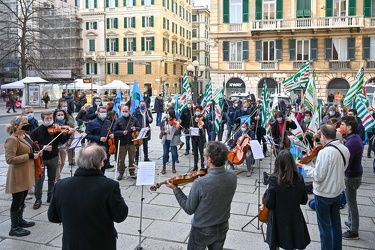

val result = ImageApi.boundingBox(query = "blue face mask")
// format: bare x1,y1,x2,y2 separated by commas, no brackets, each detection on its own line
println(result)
95,102,101,107
276,117,283,122
99,113,107,119
140,106,146,111
122,112,129,117
195,111,201,116
44,120,53,126
26,113,34,120
56,115,64,121
61,107,68,112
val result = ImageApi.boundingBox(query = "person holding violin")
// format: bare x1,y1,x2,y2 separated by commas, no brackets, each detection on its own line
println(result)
191,105,206,172
270,110,297,153
5,116,38,237
263,150,310,250
113,105,140,180
30,111,75,210
180,99,194,155
134,100,153,163
165,141,237,250
229,122,255,176
299,110,314,149
58,101,77,167
85,106,114,175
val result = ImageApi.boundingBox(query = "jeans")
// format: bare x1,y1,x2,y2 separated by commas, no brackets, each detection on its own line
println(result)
118,144,136,174
135,139,149,161
345,177,362,234
156,112,162,126
183,129,191,152
187,221,229,250
245,149,254,172
7,103,16,112
314,194,342,250
226,124,233,141
163,140,177,167
35,156,58,200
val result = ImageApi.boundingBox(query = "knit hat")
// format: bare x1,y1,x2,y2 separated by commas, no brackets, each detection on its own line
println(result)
329,106,335,111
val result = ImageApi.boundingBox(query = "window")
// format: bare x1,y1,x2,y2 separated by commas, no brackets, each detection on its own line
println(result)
289,39,317,61
125,0,134,7
164,62,168,74
163,38,169,52
192,43,197,50
145,62,151,74
192,29,197,38
172,41,177,54
142,37,154,51
123,38,136,51
263,41,275,60
145,37,152,51
180,65,183,75
223,41,249,61
230,0,242,23
107,0,116,7
128,62,134,74
143,16,154,27
296,40,309,60
230,41,243,61
254,40,282,61
107,18,118,29
180,44,185,56
325,38,355,60
124,17,136,28
363,37,375,60
86,22,97,30
192,14,197,22
86,63,97,74
88,39,95,51
87,0,97,8
187,47,191,58
333,0,347,17
143,0,151,5
173,64,176,75
263,0,276,20
296,0,311,18
107,63,119,74
106,38,118,52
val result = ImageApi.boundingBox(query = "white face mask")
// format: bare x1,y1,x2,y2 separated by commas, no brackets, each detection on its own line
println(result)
276,117,283,122
234,103,238,107
329,111,335,116
241,127,246,132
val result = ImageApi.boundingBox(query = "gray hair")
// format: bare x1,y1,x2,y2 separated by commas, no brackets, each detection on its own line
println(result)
6,116,28,135
77,143,106,170
203,141,229,167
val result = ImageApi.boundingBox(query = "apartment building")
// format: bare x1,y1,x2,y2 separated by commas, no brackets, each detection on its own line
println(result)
209,0,375,100
79,0,193,96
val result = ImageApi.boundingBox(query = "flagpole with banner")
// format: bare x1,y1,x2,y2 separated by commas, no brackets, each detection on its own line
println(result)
282,60,310,93
130,80,144,115
343,62,365,107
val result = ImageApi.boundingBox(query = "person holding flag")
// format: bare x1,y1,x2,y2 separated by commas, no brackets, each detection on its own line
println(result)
300,110,314,148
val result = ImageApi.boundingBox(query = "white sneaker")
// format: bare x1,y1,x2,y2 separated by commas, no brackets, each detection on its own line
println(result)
25,195,33,200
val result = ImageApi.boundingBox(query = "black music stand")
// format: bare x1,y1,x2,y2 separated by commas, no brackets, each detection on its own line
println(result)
66,134,86,176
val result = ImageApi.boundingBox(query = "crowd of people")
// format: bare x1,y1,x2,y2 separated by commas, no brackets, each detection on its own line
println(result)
2,88,371,249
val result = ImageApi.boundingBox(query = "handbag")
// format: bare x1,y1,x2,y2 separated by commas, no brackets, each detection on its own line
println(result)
159,132,163,139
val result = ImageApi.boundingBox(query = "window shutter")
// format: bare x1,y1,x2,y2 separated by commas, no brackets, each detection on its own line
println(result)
107,63,111,74
256,0,262,20
132,17,135,28
151,37,155,51
223,41,229,61
86,63,90,75
364,0,371,17
141,37,145,51
85,0,88,8
129,62,134,74
106,0,109,7
348,0,356,16
123,0,126,6
243,0,249,22
325,0,332,17
276,0,283,19
141,0,144,5
114,18,118,28
151,0,154,4
151,16,154,27
94,63,98,74
304,0,311,17
133,38,136,51
324,38,332,60
106,38,110,52
163,17,166,29
142,16,145,27
255,40,262,61
133,0,136,6
310,38,318,61
124,17,127,28
289,39,296,60
242,40,249,61
94,0,97,8
115,0,118,7
93,22,97,29
115,38,119,51
276,40,282,60
115,63,119,74
296,0,304,18
123,38,127,51
107,18,110,29
86,22,89,30
223,0,229,23
347,38,355,60
363,37,370,60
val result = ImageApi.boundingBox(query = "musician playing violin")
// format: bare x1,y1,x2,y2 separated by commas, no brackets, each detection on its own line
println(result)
30,111,74,210
134,100,153,163
191,105,206,172
165,141,237,250
180,99,194,155
229,122,255,177
299,110,314,149
270,110,297,153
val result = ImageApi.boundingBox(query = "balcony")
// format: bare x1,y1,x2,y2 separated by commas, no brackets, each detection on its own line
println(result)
109,51,117,55
329,60,350,69
228,62,243,70
293,61,310,69
260,61,278,70
367,61,375,68
127,51,134,56
250,16,364,32
84,52,96,60
229,23,243,32
145,51,152,55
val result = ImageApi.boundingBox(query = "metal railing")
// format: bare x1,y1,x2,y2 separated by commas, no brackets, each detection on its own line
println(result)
367,61,375,68
329,60,350,69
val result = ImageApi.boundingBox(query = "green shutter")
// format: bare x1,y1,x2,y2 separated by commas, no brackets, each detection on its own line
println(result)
296,0,304,17
243,0,249,22
255,0,262,20
133,38,136,51
94,0,97,8
86,22,89,30
348,0,356,16
132,17,135,28
276,0,283,19
151,16,154,27
106,0,109,7
141,0,144,5
93,22,97,29
115,63,119,74
106,38,110,52
85,0,88,8
124,17,127,28
325,0,333,17
223,0,229,23
128,62,134,74
115,38,119,51
289,39,296,60
223,41,229,61
114,18,118,28
347,38,355,60
276,40,282,60
115,0,118,7
133,0,136,6
363,37,370,60
151,37,155,51
107,63,111,74
163,17,166,29
242,40,249,61
142,16,145,27
123,0,126,6
123,38,127,51
324,38,332,60
151,0,154,4
94,63,97,74
310,38,318,60
255,40,262,61
141,37,145,51
304,0,311,17
86,63,90,74
107,18,110,29
364,0,371,17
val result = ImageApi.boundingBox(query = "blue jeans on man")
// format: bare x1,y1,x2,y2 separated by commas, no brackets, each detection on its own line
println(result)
187,221,229,250
314,194,342,250
135,139,149,162
156,112,162,126
345,177,362,234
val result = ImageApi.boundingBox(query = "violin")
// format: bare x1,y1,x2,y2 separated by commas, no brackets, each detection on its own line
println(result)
168,118,180,128
299,143,323,164
33,141,43,179
150,169,207,191
227,134,250,165
195,116,204,129
258,195,269,223
47,127,69,134
107,138,116,154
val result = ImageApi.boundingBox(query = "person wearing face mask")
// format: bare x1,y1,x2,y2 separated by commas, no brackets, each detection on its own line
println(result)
347,109,365,142
299,110,314,148
30,111,75,210
298,124,350,249
143,92,151,108
322,105,341,125
270,111,297,152
226,100,240,141
86,106,115,175
22,106,38,134
234,102,251,126
154,94,164,126
113,105,140,180
180,100,194,155
229,122,255,176
87,97,103,120
134,101,153,163
191,105,206,172
5,116,39,237
58,101,76,167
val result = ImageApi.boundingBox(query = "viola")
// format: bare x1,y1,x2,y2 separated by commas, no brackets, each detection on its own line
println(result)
47,127,69,134
33,141,43,179
107,138,116,154
227,134,250,165
150,169,207,191
132,128,144,146
299,143,323,164
258,195,269,223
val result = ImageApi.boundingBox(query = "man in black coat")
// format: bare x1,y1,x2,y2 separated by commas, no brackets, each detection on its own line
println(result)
154,94,164,126
143,92,151,108
48,144,128,250
180,99,194,155
134,101,153,162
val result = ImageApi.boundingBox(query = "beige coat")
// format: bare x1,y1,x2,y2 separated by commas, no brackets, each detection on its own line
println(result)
5,134,35,194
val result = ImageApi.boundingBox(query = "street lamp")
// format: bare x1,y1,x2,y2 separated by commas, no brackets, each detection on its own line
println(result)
187,60,205,102
272,73,287,94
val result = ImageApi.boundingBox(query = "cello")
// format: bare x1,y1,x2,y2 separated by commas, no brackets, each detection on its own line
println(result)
227,134,250,165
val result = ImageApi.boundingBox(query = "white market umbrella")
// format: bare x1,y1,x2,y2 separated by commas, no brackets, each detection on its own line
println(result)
1,80,25,89
65,79,102,90
20,77,48,83
102,80,129,90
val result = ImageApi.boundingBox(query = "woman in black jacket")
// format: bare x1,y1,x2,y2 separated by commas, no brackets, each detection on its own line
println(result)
264,150,310,250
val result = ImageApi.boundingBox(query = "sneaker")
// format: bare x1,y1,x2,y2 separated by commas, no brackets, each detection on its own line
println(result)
25,195,32,200
144,158,151,162
344,221,351,229
179,142,185,150
129,174,137,179
184,151,189,155
246,171,252,177
342,230,359,240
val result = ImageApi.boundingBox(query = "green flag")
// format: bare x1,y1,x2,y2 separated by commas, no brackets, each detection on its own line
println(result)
282,61,310,93
343,63,364,107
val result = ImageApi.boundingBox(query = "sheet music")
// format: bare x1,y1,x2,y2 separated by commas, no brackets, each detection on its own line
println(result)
67,133,86,151
133,128,149,141
249,140,264,160
264,135,276,145
190,127,199,136
136,162,156,186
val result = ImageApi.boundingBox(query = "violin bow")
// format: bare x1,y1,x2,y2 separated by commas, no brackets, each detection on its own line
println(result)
40,129,68,153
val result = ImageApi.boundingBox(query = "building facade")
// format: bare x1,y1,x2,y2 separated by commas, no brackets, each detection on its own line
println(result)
79,0,193,96
209,0,375,101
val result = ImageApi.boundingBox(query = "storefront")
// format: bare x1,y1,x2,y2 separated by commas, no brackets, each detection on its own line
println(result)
226,78,246,95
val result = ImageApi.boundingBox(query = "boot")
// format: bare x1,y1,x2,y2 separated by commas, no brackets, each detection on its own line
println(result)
19,204,35,228
172,166,176,174
161,166,166,174
9,211,30,237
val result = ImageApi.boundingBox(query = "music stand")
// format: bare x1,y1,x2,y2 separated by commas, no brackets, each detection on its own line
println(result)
264,135,276,174
66,134,86,176
182,129,192,172
132,128,150,178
